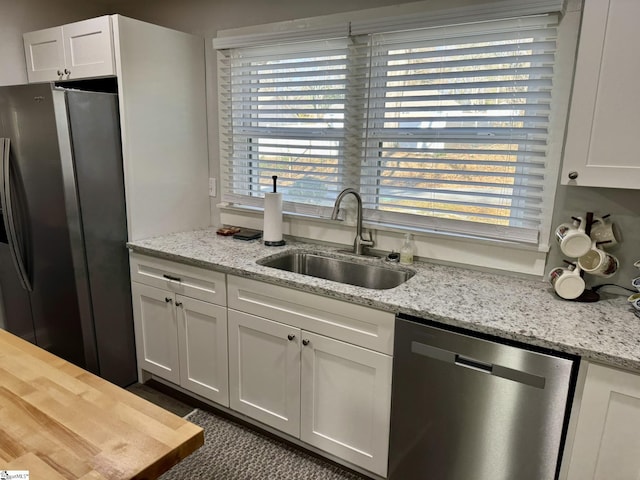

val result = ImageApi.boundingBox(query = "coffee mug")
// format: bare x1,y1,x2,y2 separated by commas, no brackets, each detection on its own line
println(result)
577,242,619,277
589,216,619,248
555,217,591,258
628,293,640,311
548,264,585,300
632,276,640,292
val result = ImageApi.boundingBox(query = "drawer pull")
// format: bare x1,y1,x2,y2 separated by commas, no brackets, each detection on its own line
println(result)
287,334,295,341
163,274,182,282
175,301,183,307
165,297,172,304
302,339,310,346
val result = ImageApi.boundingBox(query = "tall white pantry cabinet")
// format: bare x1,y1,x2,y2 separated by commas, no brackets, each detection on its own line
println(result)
23,15,210,241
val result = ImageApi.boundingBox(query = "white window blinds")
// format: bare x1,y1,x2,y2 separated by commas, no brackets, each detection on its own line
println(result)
217,8,563,245
360,16,558,243
219,40,355,216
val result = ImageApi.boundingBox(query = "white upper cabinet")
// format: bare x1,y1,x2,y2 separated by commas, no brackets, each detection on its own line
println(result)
23,16,115,83
561,0,640,188
24,15,210,241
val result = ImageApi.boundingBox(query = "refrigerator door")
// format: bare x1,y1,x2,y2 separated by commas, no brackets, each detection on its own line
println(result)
0,84,84,364
0,138,32,292
57,88,137,387
0,139,34,341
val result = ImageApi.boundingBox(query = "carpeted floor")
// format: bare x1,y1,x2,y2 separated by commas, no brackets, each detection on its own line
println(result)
159,408,368,480
126,382,369,480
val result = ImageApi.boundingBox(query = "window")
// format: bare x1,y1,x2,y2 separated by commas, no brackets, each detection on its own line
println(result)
217,6,565,246
219,40,350,211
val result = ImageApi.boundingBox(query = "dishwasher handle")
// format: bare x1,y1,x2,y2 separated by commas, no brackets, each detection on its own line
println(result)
411,341,545,389
455,354,493,373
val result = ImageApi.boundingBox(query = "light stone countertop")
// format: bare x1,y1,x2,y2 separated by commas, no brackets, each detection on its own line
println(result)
127,228,640,372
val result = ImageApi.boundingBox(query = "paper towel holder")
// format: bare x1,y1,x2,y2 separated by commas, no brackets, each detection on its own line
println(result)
264,175,286,247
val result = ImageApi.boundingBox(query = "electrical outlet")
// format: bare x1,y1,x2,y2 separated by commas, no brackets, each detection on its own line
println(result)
208,178,216,197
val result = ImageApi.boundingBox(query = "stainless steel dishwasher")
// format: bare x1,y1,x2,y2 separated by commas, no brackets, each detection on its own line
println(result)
389,314,578,480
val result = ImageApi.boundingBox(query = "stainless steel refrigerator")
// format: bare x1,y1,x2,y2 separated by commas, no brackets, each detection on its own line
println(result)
0,83,137,387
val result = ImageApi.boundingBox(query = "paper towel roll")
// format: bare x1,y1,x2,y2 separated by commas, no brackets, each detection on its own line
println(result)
263,192,285,246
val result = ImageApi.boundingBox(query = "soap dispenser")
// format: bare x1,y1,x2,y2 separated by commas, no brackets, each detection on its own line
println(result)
400,233,415,264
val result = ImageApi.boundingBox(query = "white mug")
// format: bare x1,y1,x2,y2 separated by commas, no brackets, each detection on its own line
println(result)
589,216,619,248
548,264,585,300
628,293,640,311
555,217,591,258
577,242,619,277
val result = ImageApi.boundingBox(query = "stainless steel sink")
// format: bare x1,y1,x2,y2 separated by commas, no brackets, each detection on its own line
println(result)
257,250,415,290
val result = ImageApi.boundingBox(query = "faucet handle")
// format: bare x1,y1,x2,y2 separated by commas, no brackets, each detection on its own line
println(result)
361,235,374,247
354,231,375,255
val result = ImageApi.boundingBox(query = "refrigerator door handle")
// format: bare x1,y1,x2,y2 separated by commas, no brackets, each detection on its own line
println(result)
0,138,32,291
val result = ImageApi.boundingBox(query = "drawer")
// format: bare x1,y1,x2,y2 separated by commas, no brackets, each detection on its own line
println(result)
227,275,394,354
130,252,226,306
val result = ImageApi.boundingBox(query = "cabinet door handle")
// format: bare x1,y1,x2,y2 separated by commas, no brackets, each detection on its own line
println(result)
568,171,579,180
165,297,172,304
175,301,183,307
64,68,70,75
287,334,295,341
163,274,182,282
302,339,310,346
57,69,63,77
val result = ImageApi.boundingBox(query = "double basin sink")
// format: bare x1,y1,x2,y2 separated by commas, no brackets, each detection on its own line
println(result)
257,250,415,290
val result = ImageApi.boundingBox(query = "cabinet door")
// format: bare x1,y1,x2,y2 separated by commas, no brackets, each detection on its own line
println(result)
23,27,65,83
561,0,640,188
566,362,640,479
62,16,115,80
228,310,301,437
300,332,392,477
131,283,180,384
177,295,229,406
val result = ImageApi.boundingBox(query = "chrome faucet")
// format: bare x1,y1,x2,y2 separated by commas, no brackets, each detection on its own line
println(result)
331,188,374,255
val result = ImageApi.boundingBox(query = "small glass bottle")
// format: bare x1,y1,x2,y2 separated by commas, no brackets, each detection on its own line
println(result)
400,233,415,264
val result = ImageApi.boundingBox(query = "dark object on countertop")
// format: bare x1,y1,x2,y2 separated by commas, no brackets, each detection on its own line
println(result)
233,229,263,241
570,288,600,303
264,239,286,246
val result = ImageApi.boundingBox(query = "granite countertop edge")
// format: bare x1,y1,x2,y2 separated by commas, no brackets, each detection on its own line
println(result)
127,228,640,373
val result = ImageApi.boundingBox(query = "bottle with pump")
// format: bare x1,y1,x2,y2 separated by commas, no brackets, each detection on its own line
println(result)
400,233,415,264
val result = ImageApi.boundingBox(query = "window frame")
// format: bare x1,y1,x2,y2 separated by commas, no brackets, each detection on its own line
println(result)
214,0,579,275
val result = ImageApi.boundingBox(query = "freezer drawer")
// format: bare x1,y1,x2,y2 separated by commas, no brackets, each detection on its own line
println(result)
389,315,578,480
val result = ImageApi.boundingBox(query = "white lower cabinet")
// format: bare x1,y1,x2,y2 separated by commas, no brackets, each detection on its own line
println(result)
130,254,229,406
300,331,392,476
130,258,393,477
564,362,640,479
177,295,228,404
228,310,301,436
227,275,393,478
131,282,180,384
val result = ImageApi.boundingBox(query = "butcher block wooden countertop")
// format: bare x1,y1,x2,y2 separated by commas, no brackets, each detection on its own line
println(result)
0,329,204,479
